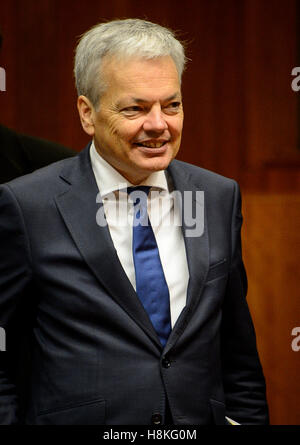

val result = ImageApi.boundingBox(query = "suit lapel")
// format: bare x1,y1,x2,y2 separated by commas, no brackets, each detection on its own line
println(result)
165,161,210,350
55,146,161,349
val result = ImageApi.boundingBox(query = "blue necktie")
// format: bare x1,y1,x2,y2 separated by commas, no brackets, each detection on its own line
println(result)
128,186,171,347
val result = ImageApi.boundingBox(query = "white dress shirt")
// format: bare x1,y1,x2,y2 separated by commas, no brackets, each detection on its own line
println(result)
90,141,189,328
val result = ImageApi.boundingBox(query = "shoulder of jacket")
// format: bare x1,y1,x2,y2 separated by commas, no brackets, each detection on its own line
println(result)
170,158,238,190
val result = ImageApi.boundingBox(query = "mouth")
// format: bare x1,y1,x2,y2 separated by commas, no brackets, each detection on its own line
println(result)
133,140,169,154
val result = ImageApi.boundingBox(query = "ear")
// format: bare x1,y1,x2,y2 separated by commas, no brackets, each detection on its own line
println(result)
77,95,95,136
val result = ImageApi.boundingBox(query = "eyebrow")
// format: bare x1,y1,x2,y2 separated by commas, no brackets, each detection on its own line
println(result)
117,92,181,108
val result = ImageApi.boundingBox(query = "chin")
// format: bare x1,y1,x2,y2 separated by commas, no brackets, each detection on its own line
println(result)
140,162,169,176
141,153,174,172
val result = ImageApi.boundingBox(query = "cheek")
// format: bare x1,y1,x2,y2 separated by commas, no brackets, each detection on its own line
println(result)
119,121,143,142
167,116,183,137
106,116,122,139
175,116,184,133
95,111,124,140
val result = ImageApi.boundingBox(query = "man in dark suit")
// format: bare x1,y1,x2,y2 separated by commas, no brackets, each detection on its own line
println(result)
0,27,75,184
0,19,269,425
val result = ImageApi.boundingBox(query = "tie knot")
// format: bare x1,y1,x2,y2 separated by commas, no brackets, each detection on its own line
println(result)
127,186,151,196
127,186,151,208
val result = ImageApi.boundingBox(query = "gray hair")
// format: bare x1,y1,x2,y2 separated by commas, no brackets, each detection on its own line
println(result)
74,18,187,108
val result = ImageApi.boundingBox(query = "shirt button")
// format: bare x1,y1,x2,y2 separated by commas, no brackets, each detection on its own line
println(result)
151,413,162,425
162,356,171,368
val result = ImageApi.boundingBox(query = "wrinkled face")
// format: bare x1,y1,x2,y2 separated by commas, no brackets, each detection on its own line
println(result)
78,55,183,184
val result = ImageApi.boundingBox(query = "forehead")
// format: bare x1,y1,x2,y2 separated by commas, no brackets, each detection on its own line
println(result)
101,55,181,101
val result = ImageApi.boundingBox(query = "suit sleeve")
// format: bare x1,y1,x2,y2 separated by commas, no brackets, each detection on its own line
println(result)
220,181,269,424
0,184,32,424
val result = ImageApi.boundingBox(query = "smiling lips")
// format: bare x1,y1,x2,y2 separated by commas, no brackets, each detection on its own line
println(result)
134,140,169,148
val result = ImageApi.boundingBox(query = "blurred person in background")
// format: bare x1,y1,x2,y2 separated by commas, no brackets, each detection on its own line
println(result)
0,26,75,184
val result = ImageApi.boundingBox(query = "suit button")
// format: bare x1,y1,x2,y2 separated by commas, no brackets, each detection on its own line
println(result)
162,356,171,368
151,413,162,425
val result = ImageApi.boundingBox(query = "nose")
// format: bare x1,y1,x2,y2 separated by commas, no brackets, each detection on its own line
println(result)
143,105,168,134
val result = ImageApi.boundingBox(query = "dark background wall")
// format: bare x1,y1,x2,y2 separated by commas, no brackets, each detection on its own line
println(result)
1,0,299,425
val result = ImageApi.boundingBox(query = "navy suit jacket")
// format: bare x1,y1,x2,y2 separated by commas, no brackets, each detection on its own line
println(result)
0,144,269,425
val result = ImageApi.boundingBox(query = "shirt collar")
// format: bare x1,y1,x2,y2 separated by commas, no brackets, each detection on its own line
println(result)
90,140,170,197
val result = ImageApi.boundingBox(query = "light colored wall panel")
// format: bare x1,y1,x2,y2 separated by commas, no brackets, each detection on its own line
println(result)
242,193,300,424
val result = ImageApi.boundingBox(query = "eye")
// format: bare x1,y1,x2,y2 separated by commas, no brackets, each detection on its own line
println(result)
121,106,143,116
164,102,181,114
